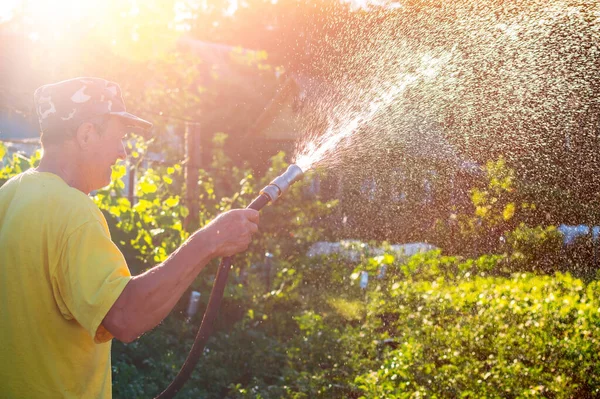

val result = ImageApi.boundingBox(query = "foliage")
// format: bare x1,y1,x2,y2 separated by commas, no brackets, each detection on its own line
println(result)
506,223,565,275
0,142,41,185
356,259,600,398
431,158,569,276
433,158,522,256
112,249,600,399
90,136,189,271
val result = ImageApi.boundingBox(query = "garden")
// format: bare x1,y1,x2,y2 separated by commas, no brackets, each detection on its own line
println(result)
2,139,600,398
2,0,600,398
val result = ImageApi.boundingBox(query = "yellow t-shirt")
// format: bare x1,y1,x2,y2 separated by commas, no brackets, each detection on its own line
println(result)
0,170,132,398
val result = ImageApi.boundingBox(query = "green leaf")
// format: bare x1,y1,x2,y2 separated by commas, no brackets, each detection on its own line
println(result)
111,164,127,181
503,202,516,221
0,142,6,160
164,196,179,207
133,199,152,213
139,180,157,194
475,206,488,218
180,205,189,218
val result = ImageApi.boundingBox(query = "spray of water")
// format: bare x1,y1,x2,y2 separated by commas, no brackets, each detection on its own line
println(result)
294,49,457,171
291,0,600,197
294,75,416,171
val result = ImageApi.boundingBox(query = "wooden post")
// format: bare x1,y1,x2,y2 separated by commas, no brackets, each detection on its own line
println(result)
127,162,135,205
184,122,201,231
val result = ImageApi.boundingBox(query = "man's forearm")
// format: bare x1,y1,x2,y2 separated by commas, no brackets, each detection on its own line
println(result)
103,229,217,342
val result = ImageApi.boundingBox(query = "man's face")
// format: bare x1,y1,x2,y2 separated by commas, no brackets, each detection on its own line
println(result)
78,116,128,192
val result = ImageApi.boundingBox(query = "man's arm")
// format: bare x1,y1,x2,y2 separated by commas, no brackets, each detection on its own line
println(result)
102,209,258,343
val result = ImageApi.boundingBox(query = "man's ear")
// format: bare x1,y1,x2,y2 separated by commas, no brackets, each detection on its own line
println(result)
75,122,96,150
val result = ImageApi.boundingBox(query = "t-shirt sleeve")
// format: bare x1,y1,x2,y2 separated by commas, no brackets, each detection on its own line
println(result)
53,220,132,344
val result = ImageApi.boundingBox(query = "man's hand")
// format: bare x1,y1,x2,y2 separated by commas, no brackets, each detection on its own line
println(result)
200,209,260,258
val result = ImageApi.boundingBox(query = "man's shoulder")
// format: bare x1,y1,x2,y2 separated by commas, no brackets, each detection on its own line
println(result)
2,170,105,227
43,178,106,227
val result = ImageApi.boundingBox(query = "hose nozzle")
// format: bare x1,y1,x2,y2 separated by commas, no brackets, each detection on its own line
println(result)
260,164,304,203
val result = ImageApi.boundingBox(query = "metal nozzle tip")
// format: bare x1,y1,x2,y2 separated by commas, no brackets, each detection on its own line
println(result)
286,164,304,183
261,164,305,202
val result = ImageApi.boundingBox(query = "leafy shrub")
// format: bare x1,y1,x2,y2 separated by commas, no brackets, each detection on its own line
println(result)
356,256,600,398
0,142,41,185
111,249,600,399
506,223,564,275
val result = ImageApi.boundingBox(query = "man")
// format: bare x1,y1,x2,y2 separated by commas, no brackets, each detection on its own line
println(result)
0,77,259,398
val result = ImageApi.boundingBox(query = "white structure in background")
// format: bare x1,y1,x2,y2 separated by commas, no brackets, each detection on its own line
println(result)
307,240,436,290
186,291,201,320
359,271,369,289
558,224,600,244
307,240,436,262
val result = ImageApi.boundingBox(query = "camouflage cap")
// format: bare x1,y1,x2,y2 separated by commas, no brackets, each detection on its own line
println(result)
34,77,152,138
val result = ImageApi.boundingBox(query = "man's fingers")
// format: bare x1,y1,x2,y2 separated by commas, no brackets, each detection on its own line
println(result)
248,222,259,234
243,209,260,224
210,209,259,256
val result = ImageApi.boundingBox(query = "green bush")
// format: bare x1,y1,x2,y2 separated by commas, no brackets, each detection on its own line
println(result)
110,250,600,398
356,257,600,398
506,223,564,275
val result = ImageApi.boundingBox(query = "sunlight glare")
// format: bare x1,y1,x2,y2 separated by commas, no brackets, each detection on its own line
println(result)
21,0,101,25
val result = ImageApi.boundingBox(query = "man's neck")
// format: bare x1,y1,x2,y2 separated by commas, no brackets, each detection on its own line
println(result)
36,149,90,194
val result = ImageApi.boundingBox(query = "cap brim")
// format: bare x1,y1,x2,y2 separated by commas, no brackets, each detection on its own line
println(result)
110,111,153,131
